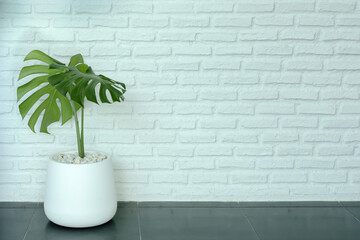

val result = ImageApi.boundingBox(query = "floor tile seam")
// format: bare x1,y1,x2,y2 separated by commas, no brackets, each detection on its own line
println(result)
241,208,262,240
339,201,360,224
21,207,37,240
136,202,143,240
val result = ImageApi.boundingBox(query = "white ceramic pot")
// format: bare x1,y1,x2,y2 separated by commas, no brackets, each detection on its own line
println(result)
44,151,117,228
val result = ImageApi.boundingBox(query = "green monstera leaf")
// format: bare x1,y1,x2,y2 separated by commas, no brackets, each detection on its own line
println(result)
17,50,80,134
48,54,126,107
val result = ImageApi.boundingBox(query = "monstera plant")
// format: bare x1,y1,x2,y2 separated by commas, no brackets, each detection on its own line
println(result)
17,50,126,158
17,50,126,228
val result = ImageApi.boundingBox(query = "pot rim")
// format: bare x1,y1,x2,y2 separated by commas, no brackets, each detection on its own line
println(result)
50,150,110,165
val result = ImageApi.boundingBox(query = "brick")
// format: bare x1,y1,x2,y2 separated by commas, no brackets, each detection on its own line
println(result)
321,119,359,128
175,103,213,115
336,17,360,26
73,2,111,14
257,159,294,169
117,61,157,72
322,90,358,100
202,61,240,70
1,3,31,13
0,31,34,41
341,104,360,114
160,61,198,71
158,31,195,41
298,15,334,26
320,31,359,41
91,46,130,57
263,73,301,84
318,146,354,156
200,90,237,101
179,133,216,143
302,73,341,86
297,104,335,115
197,146,233,156
241,90,278,100
178,160,214,170
262,133,298,142
78,30,114,41
200,119,237,129
214,46,252,56
220,73,258,85
318,1,356,12
157,146,194,157
198,33,237,42
158,90,197,101
115,146,152,156
337,160,360,168
237,147,273,156
37,30,74,42
0,134,15,143
254,15,294,26
221,134,258,143
152,174,188,184
295,45,333,55
285,60,322,71
344,74,360,85
115,173,148,184
137,160,174,170
239,32,277,41
35,3,70,13
217,160,255,169
277,146,313,156
117,31,155,41
0,174,31,183
134,104,172,114
257,103,295,115
276,1,315,12
113,3,152,14
134,46,171,56
98,133,134,144
281,117,318,128
139,133,175,143
191,174,227,184
54,17,89,28
155,3,193,13
279,30,316,40
196,3,234,13
51,45,90,57
159,119,196,129
336,46,360,55
310,172,347,183
12,18,49,28
217,103,254,115
231,174,267,183
245,60,281,71
296,160,334,169
178,73,217,85
117,119,155,129
240,118,278,128
237,1,274,12
213,17,251,27
270,173,307,183
326,60,360,70
255,45,293,55
173,46,211,56
90,17,128,28
136,74,176,86
132,17,168,28
303,133,340,142
173,17,209,27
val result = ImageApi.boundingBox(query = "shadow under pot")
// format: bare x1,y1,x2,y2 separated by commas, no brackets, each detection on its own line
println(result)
44,151,117,228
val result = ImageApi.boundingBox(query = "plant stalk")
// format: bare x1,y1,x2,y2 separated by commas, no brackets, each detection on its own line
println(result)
70,101,85,158
80,106,84,157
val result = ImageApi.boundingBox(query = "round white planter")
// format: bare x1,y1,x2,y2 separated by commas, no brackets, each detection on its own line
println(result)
44,151,117,228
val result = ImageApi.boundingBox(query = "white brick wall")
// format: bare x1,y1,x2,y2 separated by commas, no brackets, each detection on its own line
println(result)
0,0,360,201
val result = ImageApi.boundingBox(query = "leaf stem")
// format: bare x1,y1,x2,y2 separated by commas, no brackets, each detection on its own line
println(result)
80,106,84,157
70,100,84,158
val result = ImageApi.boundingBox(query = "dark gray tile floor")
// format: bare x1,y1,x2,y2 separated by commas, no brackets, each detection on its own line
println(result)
1,202,360,240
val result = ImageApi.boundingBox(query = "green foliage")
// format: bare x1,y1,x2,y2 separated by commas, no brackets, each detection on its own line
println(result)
17,50,126,135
